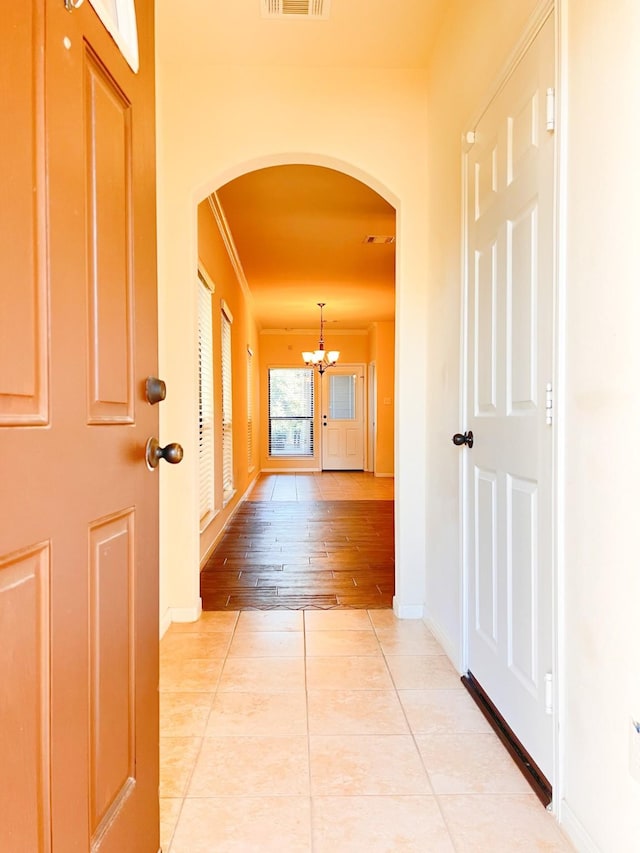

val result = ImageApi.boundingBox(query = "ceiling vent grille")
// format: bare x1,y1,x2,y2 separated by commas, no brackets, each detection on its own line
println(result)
261,0,331,19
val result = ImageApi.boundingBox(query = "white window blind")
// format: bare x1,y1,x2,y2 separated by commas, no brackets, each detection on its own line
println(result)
268,368,314,457
221,301,234,503
198,272,215,527
329,373,357,420
247,347,254,472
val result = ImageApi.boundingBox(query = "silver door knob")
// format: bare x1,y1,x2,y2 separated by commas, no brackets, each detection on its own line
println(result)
145,437,184,469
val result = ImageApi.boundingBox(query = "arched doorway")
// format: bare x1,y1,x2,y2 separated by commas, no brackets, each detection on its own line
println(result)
195,163,396,609
158,152,428,632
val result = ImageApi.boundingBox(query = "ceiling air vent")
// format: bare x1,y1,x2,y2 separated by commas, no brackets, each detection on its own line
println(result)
261,0,331,20
363,235,396,245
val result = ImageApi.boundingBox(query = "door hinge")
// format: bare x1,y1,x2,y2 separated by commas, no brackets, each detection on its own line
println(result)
544,672,553,715
545,382,553,426
546,88,555,132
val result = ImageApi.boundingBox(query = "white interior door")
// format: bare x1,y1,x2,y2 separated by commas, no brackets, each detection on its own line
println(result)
321,366,365,470
464,16,555,779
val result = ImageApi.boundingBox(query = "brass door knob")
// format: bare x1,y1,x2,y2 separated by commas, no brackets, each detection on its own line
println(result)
145,437,184,469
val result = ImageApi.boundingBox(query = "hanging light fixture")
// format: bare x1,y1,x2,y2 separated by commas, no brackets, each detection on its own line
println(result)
301,302,340,375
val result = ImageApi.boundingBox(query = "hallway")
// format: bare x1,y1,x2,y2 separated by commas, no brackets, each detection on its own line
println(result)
159,609,573,851
200,473,395,610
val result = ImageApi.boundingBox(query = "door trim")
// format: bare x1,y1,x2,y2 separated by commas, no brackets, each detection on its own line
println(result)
458,0,562,812
367,361,376,473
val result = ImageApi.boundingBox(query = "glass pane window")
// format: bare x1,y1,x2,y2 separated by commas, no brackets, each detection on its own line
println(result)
268,368,314,457
89,0,139,72
329,373,356,420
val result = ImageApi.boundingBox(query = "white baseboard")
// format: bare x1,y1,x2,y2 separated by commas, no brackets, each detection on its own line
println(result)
423,614,461,670
392,597,424,619
374,472,394,478
170,600,203,624
159,608,172,639
558,800,600,853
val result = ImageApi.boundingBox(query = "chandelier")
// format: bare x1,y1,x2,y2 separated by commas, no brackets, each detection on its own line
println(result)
301,302,340,375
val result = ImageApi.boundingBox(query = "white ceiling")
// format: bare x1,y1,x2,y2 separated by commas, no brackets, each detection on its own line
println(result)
158,1,447,331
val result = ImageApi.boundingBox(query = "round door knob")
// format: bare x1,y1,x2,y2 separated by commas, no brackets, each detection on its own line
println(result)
145,437,184,469
452,430,474,448
145,376,167,405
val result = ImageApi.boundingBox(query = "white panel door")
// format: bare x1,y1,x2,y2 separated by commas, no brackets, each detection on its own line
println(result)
321,366,365,470
464,16,555,778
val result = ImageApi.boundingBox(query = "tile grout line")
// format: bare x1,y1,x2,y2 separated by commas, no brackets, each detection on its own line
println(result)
161,612,240,852
373,613,462,853
303,611,316,852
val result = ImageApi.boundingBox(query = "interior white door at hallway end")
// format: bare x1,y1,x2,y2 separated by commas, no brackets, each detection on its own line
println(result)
321,366,365,470
462,14,555,787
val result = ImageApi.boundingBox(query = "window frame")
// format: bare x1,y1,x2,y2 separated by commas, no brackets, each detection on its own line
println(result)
221,299,235,505
267,367,315,459
197,267,216,531
247,346,255,473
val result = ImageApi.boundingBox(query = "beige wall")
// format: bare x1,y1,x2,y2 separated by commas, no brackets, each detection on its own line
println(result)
197,201,260,563
157,63,431,624
561,0,640,847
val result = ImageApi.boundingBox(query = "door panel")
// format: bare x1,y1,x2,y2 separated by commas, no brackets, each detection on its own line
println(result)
474,467,498,648
0,3,48,425
89,510,136,839
506,475,538,689
1,1,159,850
0,544,51,852
465,15,554,778
508,204,538,410
474,240,498,414
85,51,135,423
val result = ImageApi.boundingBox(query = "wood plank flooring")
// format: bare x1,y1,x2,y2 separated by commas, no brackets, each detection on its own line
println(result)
200,500,394,610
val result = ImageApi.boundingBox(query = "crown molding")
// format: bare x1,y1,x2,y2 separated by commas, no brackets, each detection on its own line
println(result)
260,328,369,336
207,192,260,329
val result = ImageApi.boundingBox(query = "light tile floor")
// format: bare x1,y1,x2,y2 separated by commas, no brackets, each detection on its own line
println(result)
160,610,574,852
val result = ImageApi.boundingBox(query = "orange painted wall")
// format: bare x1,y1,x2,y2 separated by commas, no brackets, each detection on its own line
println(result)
197,200,260,562
368,321,395,475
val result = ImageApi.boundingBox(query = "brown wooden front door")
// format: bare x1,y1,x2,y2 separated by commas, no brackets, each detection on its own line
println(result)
1,2,160,850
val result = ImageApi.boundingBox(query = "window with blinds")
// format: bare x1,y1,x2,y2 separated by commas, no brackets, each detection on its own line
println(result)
221,300,234,504
247,347,254,472
197,271,215,528
268,368,314,457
